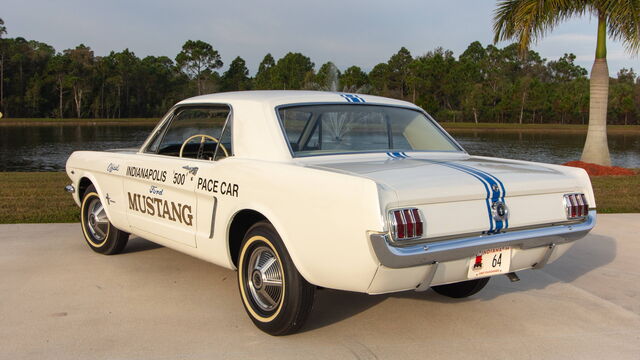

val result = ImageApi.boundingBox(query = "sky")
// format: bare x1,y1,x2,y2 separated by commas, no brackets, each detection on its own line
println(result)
3,0,638,76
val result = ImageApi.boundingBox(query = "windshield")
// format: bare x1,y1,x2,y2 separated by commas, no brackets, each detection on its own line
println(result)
277,104,462,157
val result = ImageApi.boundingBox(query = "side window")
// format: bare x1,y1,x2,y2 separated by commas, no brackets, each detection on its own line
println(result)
215,116,233,160
152,106,232,160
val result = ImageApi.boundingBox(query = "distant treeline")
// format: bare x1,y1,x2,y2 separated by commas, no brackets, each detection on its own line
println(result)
0,29,638,124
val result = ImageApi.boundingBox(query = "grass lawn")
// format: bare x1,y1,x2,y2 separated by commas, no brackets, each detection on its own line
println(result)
0,172,79,223
590,175,640,213
0,171,638,224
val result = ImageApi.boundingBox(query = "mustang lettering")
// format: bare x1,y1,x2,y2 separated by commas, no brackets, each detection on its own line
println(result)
127,192,193,226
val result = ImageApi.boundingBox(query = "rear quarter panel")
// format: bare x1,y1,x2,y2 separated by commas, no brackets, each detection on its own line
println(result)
215,159,384,293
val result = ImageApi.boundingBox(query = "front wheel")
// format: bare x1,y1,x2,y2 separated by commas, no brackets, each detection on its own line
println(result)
431,277,490,298
80,185,128,255
237,222,315,336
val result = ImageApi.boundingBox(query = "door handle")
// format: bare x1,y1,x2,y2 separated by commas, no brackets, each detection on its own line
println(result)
182,165,199,175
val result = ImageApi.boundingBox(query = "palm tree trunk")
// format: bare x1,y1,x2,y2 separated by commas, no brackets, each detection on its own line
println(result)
580,13,611,166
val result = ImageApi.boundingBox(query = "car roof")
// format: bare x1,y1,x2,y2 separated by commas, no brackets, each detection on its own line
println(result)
176,90,418,108
172,91,424,162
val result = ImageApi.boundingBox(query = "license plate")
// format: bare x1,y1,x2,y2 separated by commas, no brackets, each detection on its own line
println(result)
467,247,512,279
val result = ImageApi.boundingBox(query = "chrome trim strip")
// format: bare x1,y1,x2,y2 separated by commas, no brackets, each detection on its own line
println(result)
209,196,218,239
386,215,591,247
370,210,596,269
64,184,75,193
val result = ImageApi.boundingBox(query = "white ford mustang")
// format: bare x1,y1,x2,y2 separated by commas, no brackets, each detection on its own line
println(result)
65,91,596,335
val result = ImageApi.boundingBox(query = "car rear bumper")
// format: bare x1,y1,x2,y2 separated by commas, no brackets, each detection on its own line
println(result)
370,210,596,269
366,210,595,294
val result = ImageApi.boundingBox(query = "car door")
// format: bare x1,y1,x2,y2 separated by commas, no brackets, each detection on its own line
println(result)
192,108,234,248
123,105,232,248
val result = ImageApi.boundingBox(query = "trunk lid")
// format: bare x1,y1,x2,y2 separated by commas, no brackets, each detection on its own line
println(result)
301,152,584,239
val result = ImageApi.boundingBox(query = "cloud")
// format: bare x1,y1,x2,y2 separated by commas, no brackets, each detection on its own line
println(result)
545,33,596,44
2,0,636,75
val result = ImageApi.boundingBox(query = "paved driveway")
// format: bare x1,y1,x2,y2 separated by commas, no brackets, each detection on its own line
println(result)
1,214,639,359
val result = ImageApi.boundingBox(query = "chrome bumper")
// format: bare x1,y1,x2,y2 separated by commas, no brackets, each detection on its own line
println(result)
370,210,596,269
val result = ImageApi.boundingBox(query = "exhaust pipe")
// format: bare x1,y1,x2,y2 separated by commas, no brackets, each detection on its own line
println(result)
505,272,520,282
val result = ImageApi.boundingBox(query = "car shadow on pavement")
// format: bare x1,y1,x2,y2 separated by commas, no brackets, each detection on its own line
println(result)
301,289,390,332
121,236,163,254
302,234,617,330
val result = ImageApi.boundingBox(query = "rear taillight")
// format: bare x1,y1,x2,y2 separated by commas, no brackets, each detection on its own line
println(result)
563,193,589,219
389,208,424,241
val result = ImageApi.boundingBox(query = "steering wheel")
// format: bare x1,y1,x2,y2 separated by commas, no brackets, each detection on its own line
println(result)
179,134,229,159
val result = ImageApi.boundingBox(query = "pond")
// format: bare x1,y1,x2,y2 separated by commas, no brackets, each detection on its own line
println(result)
0,125,153,172
0,124,638,171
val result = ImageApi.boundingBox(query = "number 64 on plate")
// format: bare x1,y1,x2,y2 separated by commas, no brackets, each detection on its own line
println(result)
467,247,512,279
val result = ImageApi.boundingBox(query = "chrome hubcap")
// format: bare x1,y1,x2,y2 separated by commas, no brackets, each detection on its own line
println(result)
86,198,108,241
246,246,283,312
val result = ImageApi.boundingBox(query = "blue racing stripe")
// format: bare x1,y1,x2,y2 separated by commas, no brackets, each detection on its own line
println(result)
445,162,505,232
435,162,496,233
340,93,365,103
395,153,509,233
387,151,409,160
449,162,509,230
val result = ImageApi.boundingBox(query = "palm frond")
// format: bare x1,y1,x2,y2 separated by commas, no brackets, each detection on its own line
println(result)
493,0,585,56
599,0,640,54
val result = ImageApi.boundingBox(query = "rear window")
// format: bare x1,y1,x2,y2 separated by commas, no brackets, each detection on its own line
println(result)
277,104,462,157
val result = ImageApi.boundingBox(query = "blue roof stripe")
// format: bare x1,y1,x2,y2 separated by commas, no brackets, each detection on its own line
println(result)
339,93,365,103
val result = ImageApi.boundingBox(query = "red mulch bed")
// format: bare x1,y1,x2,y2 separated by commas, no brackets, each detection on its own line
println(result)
562,161,636,176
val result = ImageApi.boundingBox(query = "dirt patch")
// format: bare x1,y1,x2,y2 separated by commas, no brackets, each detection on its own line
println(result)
563,161,636,176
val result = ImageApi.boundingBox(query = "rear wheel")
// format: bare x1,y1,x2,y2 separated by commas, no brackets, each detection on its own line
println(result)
432,277,490,298
80,185,128,255
237,222,314,336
